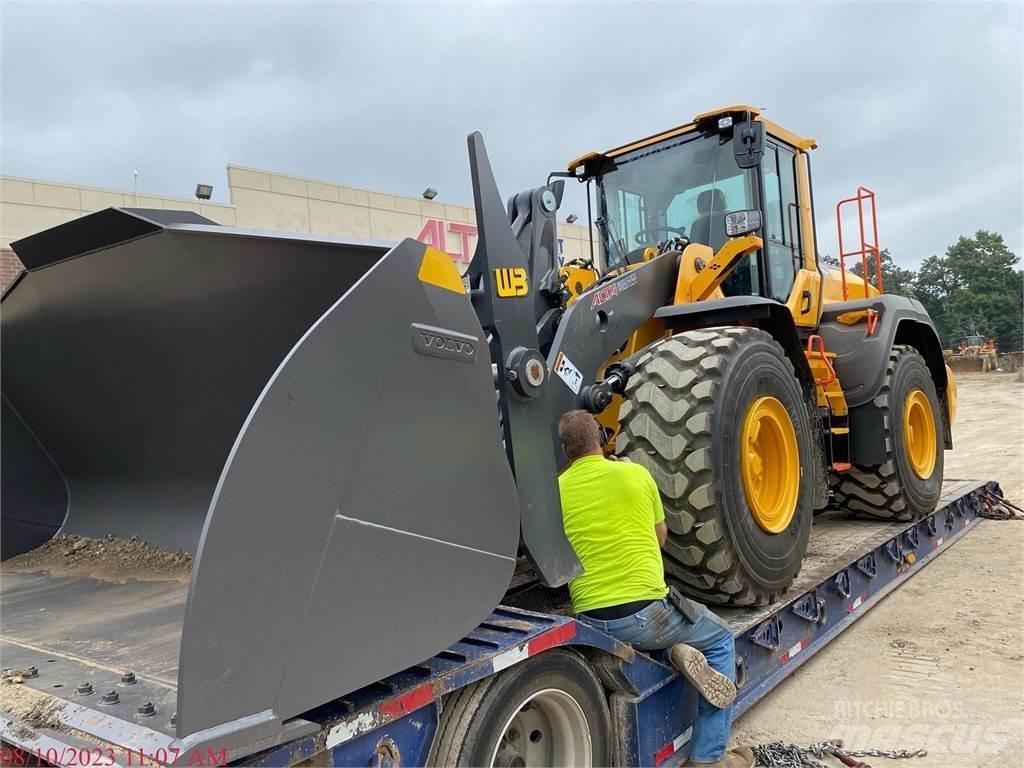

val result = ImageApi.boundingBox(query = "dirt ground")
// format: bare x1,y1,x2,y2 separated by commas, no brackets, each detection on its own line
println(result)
734,373,1024,766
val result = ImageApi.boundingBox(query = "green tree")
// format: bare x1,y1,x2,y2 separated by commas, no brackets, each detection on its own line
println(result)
819,248,916,298
914,231,1023,352
871,249,916,298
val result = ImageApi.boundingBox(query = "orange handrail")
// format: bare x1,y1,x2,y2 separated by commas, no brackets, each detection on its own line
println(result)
807,334,837,386
835,186,882,300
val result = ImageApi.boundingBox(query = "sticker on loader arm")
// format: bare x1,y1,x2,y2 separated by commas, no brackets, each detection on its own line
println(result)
494,267,529,297
553,352,583,394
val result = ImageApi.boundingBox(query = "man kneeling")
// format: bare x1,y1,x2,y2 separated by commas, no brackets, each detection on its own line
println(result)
557,410,752,768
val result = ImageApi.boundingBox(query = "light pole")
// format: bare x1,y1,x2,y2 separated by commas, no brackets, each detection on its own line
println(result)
133,170,139,206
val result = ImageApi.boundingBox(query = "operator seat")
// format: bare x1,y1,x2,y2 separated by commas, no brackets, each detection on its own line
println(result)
690,188,757,297
689,188,727,252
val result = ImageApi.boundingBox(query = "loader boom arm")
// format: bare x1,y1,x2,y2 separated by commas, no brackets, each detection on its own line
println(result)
464,133,681,588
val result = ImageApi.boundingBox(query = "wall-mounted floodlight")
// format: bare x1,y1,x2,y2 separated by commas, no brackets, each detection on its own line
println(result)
565,214,579,224
195,184,213,200
422,188,438,200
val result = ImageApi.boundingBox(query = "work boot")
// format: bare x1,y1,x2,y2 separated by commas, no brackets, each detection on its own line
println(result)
686,746,755,767
669,643,737,709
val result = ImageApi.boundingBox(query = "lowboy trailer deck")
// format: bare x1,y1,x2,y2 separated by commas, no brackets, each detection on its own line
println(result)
1,480,1000,767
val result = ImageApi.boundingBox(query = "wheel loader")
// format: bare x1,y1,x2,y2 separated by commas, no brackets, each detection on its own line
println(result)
0,105,954,754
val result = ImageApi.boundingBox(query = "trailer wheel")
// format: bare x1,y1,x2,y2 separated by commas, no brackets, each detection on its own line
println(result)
429,649,609,767
616,327,814,606
831,345,943,520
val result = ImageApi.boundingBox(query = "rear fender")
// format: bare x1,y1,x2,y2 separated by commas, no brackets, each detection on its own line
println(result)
817,295,951,447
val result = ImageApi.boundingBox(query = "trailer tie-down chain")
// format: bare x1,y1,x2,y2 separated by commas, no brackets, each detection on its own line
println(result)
981,488,1024,520
753,739,927,768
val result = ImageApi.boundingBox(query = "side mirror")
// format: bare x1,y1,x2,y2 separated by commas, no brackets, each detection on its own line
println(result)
725,209,762,237
733,118,764,169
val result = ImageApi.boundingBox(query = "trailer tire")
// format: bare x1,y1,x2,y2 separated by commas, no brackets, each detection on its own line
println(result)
616,328,814,606
831,345,943,520
428,649,609,767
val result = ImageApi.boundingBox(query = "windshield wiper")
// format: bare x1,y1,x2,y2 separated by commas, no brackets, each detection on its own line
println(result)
595,215,630,268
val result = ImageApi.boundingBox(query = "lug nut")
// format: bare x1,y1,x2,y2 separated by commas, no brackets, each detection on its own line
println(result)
100,690,119,704
137,701,156,717
120,671,137,685
76,682,94,696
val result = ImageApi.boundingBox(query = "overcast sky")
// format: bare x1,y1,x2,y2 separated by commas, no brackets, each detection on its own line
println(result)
2,1,1021,267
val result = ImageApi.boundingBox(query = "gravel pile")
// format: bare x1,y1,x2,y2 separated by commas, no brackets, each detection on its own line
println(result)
2,533,193,583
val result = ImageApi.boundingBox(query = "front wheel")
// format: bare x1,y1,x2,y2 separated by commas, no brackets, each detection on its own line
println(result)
429,649,610,767
616,327,814,606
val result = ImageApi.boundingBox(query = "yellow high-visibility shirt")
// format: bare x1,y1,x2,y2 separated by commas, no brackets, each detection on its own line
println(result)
558,455,668,613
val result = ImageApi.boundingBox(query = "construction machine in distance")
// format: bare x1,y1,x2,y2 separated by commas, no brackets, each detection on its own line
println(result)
1,105,976,766
946,330,999,370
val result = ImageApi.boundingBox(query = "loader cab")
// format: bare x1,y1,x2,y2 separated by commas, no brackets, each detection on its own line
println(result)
574,106,823,325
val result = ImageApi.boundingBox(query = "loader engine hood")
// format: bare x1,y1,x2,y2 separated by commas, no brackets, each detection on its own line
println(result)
0,209,519,747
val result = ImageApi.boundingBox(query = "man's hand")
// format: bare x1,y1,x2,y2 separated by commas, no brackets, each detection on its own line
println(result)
655,521,667,549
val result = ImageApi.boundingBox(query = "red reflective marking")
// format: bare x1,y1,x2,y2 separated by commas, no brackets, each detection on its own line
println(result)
845,592,868,614
527,622,576,655
378,682,435,720
654,741,676,766
778,638,809,664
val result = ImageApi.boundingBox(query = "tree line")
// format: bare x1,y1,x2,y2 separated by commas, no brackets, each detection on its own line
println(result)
822,230,1023,353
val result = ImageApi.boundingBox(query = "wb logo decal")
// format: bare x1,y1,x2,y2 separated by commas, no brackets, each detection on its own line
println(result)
494,268,529,298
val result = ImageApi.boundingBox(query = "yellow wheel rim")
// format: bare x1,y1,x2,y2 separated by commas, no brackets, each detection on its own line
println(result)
741,396,800,534
903,389,937,479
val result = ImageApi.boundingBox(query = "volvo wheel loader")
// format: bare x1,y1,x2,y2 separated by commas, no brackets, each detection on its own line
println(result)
0,105,953,753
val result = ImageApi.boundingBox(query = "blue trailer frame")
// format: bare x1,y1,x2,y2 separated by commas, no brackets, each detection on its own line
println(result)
245,481,999,768
0,481,1001,767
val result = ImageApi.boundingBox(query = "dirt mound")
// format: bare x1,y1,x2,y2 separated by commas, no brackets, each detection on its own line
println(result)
0,677,66,730
2,533,192,583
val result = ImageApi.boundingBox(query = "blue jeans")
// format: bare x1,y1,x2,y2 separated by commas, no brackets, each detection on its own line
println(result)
577,597,735,764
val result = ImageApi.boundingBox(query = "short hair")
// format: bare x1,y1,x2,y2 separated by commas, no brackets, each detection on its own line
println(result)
558,410,603,460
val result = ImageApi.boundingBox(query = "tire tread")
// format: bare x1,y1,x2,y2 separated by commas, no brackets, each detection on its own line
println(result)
616,327,801,606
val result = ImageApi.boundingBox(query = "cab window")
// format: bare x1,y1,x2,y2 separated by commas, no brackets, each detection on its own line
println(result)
598,132,759,285
761,143,802,302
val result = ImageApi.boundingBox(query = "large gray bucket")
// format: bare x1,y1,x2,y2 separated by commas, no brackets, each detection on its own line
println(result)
0,209,519,741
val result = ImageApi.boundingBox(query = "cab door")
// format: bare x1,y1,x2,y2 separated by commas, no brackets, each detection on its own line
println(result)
761,142,822,327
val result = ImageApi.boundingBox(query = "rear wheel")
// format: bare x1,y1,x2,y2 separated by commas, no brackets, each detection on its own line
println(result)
616,327,814,606
831,346,944,520
429,649,609,767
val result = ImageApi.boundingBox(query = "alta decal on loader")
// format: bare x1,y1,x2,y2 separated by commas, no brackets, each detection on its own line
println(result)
1,106,955,759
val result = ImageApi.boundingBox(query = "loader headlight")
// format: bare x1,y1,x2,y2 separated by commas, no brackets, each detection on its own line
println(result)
725,209,762,237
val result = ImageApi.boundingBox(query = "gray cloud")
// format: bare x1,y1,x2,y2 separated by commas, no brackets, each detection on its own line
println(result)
2,1,1020,267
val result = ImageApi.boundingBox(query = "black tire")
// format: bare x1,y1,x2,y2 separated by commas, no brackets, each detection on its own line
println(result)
616,327,814,606
428,649,610,767
831,345,944,520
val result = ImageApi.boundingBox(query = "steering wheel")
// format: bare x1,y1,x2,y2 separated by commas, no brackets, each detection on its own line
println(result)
633,226,687,245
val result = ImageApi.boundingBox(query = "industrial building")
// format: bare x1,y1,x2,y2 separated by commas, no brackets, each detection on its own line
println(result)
0,166,597,291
